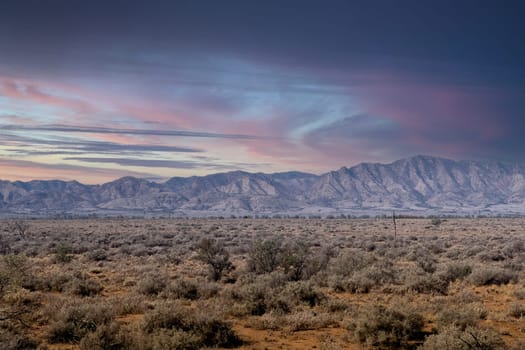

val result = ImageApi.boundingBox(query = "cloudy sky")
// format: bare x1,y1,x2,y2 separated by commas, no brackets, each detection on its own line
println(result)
1,1,524,183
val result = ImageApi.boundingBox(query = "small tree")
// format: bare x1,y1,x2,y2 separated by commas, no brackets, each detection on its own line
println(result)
7,220,30,240
247,238,282,274
280,241,309,281
196,238,233,281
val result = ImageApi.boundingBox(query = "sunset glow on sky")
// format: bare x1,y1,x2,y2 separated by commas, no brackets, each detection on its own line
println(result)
1,1,524,183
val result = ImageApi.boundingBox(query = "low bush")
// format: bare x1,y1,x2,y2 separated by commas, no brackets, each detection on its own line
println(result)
79,322,127,350
229,272,289,316
508,303,525,318
65,273,103,297
53,243,73,264
330,250,374,278
140,329,202,350
437,303,487,331
469,267,518,286
47,301,115,343
0,330,39,350
87,249,108,262
329,257,396,293
420,325,504,350
166,279,201,300
137,275,167,296
279,281,325,307
142,302,241,349
405,273,450,295
443,262,472,282
349,304,425,348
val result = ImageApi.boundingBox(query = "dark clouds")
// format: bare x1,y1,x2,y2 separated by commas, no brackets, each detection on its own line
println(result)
2,1,525,74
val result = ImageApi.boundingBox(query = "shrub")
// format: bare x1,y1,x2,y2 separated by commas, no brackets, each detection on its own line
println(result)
406,273,450,295
247,238,282,274
349,304,425,348
137,275,167,296
301,246,334,280
283,311,337,332
469,267,518,286
195,238,233,281
279,240,310,281
145,329,201,350
142,302,241,348
0,254,29,294
166,279,200,300
279,281,325,307
0,330,39,350
65,273,103,297
416,255,437,274
420,325,504,350
87,249,108,262
478,250,507,262
329,256,396,293
437,303,487,331
508,303,525,318
230,274,284,316
48,301,115,343
28,272,73,292
109,295,145,316
54,243,73,263
443,263,472,282
142,303,188,333
330,274,375,294
79,322,127,350
331,250,374,278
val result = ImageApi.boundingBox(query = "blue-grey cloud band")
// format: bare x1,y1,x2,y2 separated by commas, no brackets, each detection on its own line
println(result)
0,124,263,140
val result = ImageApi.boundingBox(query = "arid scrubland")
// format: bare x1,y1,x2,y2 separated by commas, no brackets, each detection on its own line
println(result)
1,218,525,349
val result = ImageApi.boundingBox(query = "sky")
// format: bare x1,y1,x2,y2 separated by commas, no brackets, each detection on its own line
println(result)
1,0,524,183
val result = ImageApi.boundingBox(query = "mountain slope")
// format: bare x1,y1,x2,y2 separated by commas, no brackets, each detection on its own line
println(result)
1,155,524,216
307,156,525,210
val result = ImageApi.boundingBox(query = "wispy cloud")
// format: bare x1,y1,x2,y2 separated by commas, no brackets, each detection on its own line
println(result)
65,157,207,169
0,131,203,155
0,123,264,140
0,157,157,183
64,156,270,171
0,79,95,114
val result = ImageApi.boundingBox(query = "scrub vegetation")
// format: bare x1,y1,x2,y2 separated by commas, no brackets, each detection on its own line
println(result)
1,217,524,349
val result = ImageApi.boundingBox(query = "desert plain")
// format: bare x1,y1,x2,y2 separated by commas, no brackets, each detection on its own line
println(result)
1,217,524,349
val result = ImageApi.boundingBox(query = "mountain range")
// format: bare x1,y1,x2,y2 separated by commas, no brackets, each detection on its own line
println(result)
1,155,524,217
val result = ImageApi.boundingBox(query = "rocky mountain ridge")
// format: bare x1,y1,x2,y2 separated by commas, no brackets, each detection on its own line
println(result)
1,155,524,216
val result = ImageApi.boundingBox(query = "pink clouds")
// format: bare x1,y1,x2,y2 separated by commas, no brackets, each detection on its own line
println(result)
347,73,515,158
0,78,95,114
0,158,156,184
0,74,217,131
